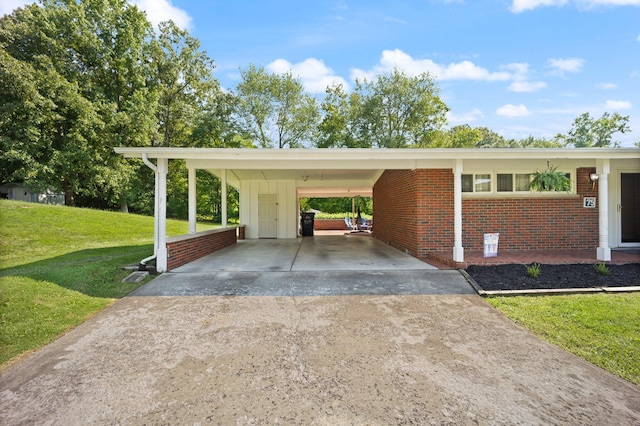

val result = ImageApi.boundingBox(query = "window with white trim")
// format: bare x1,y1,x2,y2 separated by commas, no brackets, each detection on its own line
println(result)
462,172,573,193
497,173,534,192
461,174,491,193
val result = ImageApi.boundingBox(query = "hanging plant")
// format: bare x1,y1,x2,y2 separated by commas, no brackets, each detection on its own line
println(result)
529,165,571,192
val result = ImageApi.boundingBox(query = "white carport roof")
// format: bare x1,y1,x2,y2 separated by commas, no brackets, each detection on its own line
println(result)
114,147,639,197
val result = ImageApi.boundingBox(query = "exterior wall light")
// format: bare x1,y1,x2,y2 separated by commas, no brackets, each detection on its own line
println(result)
589,172,599,190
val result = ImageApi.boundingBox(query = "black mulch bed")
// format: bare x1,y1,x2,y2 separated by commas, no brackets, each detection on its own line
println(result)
465,263,640,291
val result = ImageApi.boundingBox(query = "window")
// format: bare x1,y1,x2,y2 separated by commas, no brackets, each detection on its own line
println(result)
461,175,473,192
497,173,533,192
497,174,513,192
462,174,491,193
475,174,491,192
515,174,532,191
463,171,572,194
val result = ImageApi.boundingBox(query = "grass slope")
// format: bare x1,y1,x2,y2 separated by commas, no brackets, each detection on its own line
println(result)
0,200,215,368
487,294,640,385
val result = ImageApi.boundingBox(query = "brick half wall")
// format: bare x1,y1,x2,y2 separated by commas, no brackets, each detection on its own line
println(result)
314,219,349,230
166,227,237,271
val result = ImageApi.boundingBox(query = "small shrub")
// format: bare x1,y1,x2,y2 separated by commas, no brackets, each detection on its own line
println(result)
526,263,541,279
593,263,611,276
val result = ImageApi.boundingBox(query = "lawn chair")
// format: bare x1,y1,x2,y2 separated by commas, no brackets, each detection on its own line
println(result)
359,217,370,231
344,217,354,231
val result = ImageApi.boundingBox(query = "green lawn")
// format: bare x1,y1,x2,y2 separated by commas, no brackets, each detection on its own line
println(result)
487,294,640,385
0,200,217,369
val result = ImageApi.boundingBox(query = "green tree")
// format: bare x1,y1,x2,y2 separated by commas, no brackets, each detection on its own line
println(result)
235,65,320,148
317,84,367,148
435,125,482,148
0,0,156,208
191,92,253,148
560,112,631,148
150,20,219,148
514,135,565,148
474,127,510,147
318,69,448,148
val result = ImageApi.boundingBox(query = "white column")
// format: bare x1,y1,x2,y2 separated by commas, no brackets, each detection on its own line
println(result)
156,158,168,273
453,159,464,262
221,169,228,228
597,159,611,261
188,167,197,234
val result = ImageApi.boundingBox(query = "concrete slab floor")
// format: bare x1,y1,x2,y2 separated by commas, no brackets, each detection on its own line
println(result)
159,235,452,297
174,234,437,273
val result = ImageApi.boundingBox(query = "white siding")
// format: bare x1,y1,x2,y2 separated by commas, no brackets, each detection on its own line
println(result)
239,180,298,239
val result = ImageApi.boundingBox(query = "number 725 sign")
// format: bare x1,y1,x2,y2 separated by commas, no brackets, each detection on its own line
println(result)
583,197,596,208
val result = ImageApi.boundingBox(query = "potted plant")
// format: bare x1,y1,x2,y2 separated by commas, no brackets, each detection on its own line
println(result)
529,165,571,192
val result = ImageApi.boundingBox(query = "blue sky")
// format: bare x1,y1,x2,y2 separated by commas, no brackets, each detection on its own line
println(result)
3,0,640,146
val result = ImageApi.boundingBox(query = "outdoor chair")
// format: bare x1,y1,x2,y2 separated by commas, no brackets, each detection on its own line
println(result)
344,218,354,231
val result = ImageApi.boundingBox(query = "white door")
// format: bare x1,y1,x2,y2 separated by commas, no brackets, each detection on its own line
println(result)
258,194,278,239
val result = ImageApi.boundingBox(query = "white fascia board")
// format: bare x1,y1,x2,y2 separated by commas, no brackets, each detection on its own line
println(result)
115,147,639,162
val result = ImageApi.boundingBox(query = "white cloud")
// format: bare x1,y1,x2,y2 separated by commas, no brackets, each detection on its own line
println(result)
447,109,485,124
548,57,584,76
0,0,34,16
130,0,192,30
511,0,640,12
267,58,350,93
497,104,531,117
604,100,632,109
511,0,568,13
500,62,546,92
350,49,512,82
596,82,617,90
508,81,547,92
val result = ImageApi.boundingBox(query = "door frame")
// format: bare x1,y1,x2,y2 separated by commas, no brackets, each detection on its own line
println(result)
617,170,640,248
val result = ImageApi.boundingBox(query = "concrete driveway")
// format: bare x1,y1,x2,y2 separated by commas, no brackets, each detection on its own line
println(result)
1,236,639,424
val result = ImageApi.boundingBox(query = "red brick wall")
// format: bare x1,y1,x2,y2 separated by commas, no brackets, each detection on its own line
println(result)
314,219,348,230
166,228,237,271
373,169,453,260
374,167,599,257
462,167,598,250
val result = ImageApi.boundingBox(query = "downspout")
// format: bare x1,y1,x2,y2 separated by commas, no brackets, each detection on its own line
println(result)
139,153,159,271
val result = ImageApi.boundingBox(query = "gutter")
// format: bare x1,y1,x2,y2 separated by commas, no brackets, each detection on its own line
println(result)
139,153,159,273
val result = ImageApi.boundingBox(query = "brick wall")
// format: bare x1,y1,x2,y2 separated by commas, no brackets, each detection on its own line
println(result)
373,169,453,261
314,219,349,230
373,167,599,258
166,227,237,271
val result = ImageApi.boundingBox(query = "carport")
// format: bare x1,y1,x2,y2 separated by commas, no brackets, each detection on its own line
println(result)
114,147,466,272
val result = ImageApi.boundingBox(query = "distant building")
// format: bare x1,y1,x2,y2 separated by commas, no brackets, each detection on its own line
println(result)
0,182,65,205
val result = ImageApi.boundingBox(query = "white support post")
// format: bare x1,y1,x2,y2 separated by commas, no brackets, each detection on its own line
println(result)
453,159,464,263
156,158,168,273
188,167,197,234
596,159,611,261
221,169,228,228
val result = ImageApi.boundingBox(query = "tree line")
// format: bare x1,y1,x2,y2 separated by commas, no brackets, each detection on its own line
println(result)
0,0,633,220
